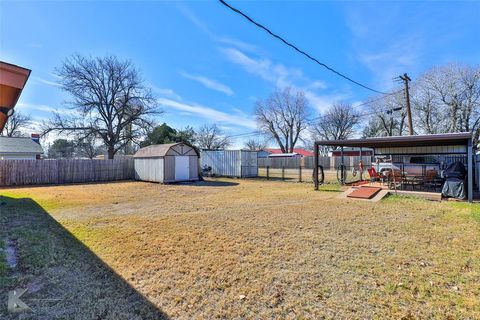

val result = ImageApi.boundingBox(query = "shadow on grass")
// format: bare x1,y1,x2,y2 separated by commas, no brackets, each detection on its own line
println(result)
0,179,135,191
190,179,240,187
256,176,301,182
0,196,169,320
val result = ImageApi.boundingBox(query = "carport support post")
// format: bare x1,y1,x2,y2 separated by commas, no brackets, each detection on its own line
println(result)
359,147,363,181
341,146,345,184
468,138,473,202
314,142,319,190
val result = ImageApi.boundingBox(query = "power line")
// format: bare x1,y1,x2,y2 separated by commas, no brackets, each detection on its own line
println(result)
226,131,263,138
226,90,405,139
218,0,388,95
228,103,405,140
306,89,404,124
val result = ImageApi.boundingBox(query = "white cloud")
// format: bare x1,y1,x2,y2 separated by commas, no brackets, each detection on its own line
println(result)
180,72,234,96
215,36,258,53
308,80,327,90
176,2,212,36
34,77,61,87
304,91,349,113
157,97,256,129
358,44,420,90
221,47,347,113
28,42,43,48
17,102,77,116
344,6,423,90
151,86,182,101
177,3,259,54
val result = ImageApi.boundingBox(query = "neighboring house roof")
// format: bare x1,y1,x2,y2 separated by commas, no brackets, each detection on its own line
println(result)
134,143,199,158
268,153,301,157
264,148,314,157
0,136,43,154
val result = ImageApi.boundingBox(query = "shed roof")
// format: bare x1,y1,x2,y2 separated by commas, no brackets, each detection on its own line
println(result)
134,143,199,158
0,136,44,154
316,132,472,148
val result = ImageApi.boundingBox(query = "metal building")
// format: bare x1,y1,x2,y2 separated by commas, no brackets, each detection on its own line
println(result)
314,132,477,202
134,143,199,183
200,150,258,178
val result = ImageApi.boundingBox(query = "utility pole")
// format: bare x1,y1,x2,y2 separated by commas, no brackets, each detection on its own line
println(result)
399,73,414,135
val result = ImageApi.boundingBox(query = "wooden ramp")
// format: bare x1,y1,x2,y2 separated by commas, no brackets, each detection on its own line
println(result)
339,186,390,202
347,186,382,199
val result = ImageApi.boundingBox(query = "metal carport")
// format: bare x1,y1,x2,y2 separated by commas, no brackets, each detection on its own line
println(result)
313,132,476,202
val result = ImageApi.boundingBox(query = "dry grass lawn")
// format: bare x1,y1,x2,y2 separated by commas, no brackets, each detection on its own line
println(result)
1,178,479,319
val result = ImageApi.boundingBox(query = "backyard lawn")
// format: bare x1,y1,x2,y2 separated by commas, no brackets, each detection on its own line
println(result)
1,178,479,319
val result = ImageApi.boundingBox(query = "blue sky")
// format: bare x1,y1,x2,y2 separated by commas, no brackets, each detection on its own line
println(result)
1,0,479,146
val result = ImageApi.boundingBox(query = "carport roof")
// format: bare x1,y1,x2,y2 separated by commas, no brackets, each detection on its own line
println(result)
316,132,472,148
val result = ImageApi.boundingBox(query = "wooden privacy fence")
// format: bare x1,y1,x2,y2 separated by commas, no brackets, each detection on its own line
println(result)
0,158,134,186
258,156,372,169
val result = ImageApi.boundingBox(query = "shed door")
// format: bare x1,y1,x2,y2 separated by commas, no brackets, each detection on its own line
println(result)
175,156,190,180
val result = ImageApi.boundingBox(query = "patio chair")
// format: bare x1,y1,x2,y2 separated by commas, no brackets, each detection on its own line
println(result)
388,170,405,190
367,167,383,183
424,169,443,192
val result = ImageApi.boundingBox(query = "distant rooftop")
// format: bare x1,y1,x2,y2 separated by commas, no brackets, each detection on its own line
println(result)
0,136,43,154
264,148,314,157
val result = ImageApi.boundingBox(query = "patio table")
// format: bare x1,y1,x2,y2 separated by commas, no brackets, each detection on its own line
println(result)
403,176,424,190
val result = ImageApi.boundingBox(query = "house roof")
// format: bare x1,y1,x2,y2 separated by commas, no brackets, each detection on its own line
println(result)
134,143,199,158
268,153,300,157
0,136,44,154
316,132,473,148
264,148,314,157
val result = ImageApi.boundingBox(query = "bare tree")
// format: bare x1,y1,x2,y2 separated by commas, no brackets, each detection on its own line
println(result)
1,111,31,137
244,138,267,151
413,64,480,139
44,54,160,159
362,118,385,138
75,135,101,159
195,124,231,150
255,87,309,153
365,90,408,136
312,103,359,141
411,80,444,134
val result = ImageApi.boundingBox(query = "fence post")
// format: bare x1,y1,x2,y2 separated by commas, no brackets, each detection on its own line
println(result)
267,166,270,180
299,165,302,182
282,166,285,180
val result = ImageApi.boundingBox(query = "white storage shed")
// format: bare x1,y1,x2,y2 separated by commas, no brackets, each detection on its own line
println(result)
134,143,199,183
200,150,258,178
